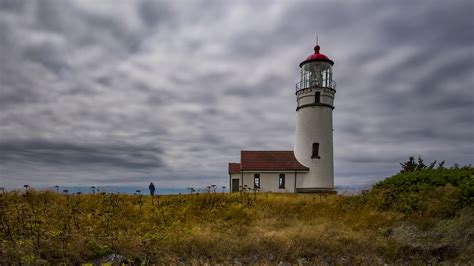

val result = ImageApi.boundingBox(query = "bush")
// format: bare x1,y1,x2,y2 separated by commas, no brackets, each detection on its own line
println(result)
367,162,473,217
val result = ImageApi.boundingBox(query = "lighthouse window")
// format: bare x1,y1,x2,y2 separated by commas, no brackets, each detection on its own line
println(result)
321,69,331,87
279,174,285,189
254,174,260,189
312,143,320,159
315,92,321,103
300,62,333,90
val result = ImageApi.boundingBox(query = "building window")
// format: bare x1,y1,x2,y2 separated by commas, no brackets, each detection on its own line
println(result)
279,174,285,189
312,143,320,159
254,174,260,189
315,91,321,103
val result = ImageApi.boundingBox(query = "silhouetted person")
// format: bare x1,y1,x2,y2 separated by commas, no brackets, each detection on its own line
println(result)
149,182,155,196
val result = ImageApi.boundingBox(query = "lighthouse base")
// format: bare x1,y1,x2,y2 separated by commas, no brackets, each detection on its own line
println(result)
296,187,337,194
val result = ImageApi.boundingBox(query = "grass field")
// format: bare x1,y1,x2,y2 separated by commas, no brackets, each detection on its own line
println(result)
1,165,473,264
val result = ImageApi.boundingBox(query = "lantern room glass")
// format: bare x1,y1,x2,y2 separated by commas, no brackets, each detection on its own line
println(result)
300,62,333,89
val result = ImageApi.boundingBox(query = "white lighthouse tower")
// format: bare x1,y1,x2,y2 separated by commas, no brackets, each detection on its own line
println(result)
294,44,336,193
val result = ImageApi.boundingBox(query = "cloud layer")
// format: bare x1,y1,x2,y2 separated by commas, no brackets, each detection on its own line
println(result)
1,0,473,188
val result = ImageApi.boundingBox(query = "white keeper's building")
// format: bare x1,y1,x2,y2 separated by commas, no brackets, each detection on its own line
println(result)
229,44,336,193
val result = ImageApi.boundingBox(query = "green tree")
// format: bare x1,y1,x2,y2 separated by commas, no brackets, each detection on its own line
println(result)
400,156,442,173
399,156,417,173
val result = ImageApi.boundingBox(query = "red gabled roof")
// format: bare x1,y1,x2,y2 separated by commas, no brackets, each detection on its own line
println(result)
228,163,241,174
240,151,309,171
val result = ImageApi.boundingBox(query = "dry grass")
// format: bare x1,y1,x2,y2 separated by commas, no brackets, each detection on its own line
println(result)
0,190,472,264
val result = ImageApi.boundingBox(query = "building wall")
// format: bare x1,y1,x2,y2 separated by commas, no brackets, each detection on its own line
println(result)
294,88,335,189
230,171,309,193
230,171,314,193
295,171,308,188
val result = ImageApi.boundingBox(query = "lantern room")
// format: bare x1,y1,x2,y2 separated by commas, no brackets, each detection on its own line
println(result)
296,45,335,91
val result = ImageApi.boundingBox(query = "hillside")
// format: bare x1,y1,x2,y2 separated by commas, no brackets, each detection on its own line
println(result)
0,164,473,264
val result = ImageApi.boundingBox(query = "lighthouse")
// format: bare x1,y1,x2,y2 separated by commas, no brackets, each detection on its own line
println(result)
227,44,336,194
294,44,336,192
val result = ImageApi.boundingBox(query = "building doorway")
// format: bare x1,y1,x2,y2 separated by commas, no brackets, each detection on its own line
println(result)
232,179,239,192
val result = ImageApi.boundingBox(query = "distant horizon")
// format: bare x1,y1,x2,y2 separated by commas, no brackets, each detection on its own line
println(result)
1,159,466,190
1,183,373,195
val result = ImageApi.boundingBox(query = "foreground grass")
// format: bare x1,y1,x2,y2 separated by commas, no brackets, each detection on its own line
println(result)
0,192,472,264
0,167,473,264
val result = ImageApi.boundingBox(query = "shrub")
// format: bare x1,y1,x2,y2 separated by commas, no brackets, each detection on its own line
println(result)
368,162,473,217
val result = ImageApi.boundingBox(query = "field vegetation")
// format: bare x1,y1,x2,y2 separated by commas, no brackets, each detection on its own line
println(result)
0,158,473,264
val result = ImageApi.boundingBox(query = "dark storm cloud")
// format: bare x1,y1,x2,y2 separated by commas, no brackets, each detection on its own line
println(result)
0,140,164,169
0,0,472,188
374,1,474,47
224,74,286,97
0,0,26,12
23,42,69,73
0,86,42,109
138,0,174,27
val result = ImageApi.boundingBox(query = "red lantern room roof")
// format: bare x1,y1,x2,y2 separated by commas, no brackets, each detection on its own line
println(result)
306,45,328,60
299,45,334,67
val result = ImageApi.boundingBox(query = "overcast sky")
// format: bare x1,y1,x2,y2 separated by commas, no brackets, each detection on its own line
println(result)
0,0,473,189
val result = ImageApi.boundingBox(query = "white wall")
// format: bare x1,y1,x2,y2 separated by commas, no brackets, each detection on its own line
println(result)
297,88,335,107
294,88,335,189
241,171,302,193
231,171,313,193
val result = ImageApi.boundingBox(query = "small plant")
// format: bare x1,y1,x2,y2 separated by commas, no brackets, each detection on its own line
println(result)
251,187,259,202
23,184,30,194
187,187,195,194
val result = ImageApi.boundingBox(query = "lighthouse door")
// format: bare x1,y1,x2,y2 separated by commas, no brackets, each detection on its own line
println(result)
232,179,240,193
